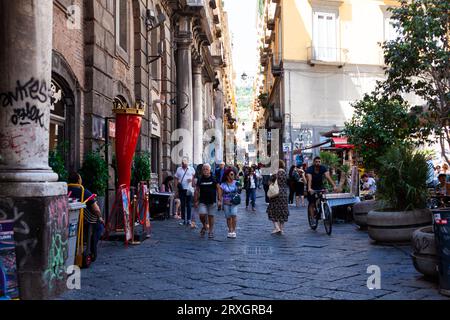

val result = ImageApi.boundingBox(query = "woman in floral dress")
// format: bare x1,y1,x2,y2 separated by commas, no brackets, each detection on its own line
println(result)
267,160,290,234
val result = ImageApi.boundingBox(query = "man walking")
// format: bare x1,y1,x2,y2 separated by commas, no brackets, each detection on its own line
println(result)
174,158,196,226
215,161,226,184
194,164,222,239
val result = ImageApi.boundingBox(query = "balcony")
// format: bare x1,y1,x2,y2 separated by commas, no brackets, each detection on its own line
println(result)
271,57,283,77
307,46,347,67
260,53,269,67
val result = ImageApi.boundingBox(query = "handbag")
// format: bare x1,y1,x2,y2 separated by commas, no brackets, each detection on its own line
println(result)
267,179,280,199
225,182,241,205
231,192,241,205
177,168,188,192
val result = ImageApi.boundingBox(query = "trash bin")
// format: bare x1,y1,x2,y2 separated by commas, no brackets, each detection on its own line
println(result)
67,201,86,268
432,208,450,297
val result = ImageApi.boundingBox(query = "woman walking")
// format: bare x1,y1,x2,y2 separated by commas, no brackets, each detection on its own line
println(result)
218,168,241,238
294,166,306,207
267,160,289,234
288,165,296,205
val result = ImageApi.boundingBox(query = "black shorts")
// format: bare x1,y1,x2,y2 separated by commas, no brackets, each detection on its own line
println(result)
295,182,304,195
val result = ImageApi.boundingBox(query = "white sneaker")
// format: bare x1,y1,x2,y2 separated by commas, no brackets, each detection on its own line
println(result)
227,232,233,238
231,232,237,238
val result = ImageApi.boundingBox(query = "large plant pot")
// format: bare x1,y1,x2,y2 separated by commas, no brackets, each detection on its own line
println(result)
367,208,432,243
353,200,381,230
411,226,438,279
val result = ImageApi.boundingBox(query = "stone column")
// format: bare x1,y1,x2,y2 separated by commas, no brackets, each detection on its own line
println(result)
214,82,225,164
0,0,67,299
175,16,193,164
192,62,204,166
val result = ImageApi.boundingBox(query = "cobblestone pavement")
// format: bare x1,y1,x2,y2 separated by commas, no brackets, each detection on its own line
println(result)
61,189,448,300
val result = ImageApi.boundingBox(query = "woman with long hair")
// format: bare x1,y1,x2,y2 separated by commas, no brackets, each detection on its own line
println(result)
267,160,290,234
218,168,241,238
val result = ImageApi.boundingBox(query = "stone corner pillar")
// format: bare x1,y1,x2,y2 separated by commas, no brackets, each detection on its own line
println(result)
0,0,68,300
192,61,204,166
175,15,194,165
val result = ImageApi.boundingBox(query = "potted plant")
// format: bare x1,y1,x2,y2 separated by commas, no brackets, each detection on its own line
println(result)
48,141,68,182
411,226,439,279
131,151,151,188
367,145,432,243
80,149,109,214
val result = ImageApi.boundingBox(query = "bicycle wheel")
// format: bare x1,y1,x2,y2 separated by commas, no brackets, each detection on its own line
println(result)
323,202,332,235
307,207,319,230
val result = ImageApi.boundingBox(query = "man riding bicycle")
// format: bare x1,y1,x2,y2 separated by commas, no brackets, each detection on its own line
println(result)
306,156,339,219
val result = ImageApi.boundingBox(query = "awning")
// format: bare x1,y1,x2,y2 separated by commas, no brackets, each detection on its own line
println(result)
331,137,354,149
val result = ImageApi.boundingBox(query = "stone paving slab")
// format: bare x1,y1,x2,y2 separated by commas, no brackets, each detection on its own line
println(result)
60,189,448,300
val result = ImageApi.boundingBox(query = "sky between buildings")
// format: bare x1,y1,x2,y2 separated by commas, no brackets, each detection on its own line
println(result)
224,0,258,83
224,0,258,126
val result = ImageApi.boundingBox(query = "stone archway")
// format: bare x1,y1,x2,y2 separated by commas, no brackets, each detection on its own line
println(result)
52,50,81,171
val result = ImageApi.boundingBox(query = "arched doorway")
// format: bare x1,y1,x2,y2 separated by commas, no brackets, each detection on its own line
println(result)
49,74,77,177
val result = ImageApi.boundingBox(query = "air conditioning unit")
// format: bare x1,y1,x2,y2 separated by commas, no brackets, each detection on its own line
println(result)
186,0,204,6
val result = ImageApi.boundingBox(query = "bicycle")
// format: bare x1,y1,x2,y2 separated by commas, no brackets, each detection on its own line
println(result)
308,190,333,235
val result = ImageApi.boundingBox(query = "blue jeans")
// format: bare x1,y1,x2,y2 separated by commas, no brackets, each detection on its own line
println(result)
246,188,256,208
180,190,192,224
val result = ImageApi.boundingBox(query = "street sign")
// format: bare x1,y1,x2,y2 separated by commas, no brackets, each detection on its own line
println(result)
283,143,292,152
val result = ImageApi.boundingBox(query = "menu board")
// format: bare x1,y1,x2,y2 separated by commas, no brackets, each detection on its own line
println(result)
0,219,19,299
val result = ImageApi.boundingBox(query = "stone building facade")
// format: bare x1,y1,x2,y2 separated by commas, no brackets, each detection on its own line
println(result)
51,0,236,192
0,0,235,299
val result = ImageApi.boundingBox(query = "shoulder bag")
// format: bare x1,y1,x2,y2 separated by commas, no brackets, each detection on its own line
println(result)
267,178,280,199
177,168,188,192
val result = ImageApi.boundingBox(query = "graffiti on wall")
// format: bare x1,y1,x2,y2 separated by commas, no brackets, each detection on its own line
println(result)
0,199,37,269
0,78,50,128
43,196,68,290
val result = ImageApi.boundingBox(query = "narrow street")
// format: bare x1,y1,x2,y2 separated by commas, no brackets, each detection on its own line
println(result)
61,190,446,300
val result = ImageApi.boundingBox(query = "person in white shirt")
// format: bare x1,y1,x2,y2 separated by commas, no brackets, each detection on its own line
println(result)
361,173,376,196
174,158,196,226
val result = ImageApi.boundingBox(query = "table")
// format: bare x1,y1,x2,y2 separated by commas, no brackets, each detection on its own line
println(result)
149,192,174,220
325,193,361,208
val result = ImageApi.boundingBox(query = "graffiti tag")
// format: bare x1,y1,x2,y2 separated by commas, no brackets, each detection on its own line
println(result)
0,78,50,107
11,102,45,127
43,232,68,290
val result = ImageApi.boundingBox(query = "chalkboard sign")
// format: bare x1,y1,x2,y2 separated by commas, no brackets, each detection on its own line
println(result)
0,219,19,299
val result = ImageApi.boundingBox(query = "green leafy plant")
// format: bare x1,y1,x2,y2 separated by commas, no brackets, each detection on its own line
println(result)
80,149,109,197
258,93,269,108
379,0,448,161
319,151,351,192
48,141,68,182
132,151,151,187
344,93,420,171
319,151,340,170
377,145,428,211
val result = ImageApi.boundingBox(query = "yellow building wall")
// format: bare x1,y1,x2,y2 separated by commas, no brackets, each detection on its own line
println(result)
282,0,398,65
